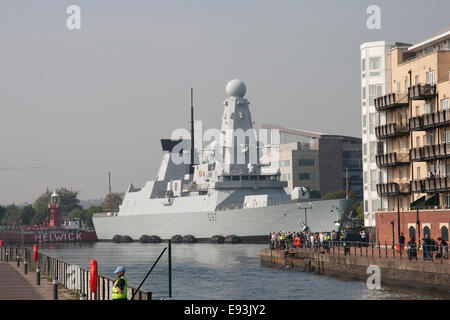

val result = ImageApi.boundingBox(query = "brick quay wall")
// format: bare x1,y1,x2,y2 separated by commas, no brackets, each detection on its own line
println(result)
260,249,450,292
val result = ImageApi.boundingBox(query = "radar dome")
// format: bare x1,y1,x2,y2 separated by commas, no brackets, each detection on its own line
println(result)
226,79,246,97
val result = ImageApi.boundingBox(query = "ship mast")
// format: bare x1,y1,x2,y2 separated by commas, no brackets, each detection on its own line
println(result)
190,87,195,174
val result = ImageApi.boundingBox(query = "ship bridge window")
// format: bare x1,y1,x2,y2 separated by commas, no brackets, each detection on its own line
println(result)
250,176,258,181
224,176,231,181
232,176,240,181
259,175,267,180
241,175,249,181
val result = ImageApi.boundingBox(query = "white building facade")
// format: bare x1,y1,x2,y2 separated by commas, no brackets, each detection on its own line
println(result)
360,41,396,227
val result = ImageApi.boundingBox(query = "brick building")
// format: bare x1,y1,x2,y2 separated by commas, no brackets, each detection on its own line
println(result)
374,26,450,243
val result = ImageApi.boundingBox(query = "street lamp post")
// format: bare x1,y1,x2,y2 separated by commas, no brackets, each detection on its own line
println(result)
390,220,395,249
298,203,313,231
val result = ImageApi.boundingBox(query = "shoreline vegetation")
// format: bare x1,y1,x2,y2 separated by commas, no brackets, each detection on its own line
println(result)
0,188,124,228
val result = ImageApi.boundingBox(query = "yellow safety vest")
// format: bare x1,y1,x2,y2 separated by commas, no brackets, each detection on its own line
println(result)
112,276,127,300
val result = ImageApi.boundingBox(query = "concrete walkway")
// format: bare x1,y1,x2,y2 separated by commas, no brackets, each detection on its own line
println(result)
0,261,74,300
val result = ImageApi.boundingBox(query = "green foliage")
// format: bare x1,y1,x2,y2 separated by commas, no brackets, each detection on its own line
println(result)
0,205,6,224
102,193,124,212
32,192,51,225
20,205,35,225
56,188,82,216
308,190,321,199
2,204,22,225
322,189,358,200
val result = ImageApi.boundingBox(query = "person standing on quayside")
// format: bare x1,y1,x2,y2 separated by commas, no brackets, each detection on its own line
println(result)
112,266,127,300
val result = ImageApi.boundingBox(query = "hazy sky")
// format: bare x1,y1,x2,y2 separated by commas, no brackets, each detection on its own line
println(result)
1,0,449,204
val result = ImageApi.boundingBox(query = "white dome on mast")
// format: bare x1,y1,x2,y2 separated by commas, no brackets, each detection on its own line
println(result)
226,79,246,98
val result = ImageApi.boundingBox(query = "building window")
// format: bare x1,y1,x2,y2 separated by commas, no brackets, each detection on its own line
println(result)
280,160,290,167
280,174,290,181
441,226,449,241
397,82,401,94
361,58,366,72
427,71,435,85
299,173,314,180
423,226,431,237
369,57,381,70
298,159,315,166
415,75,419,85
442,98,449,110
362,87,366,100
409,226,416,241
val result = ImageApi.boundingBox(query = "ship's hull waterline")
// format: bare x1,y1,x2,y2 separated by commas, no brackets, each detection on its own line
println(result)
92,198,351,241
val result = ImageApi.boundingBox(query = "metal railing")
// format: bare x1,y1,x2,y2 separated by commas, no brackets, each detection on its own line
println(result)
270,240,449,262
0,246,151,300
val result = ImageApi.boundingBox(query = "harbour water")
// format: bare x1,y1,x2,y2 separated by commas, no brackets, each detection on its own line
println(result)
39,242,449,300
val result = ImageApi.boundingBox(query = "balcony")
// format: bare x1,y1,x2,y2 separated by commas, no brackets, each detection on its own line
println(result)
375,123,409,139
375,152,409,167
411,176,450,193
408,84,436,101
375,93,409,111
410,143,450,162
377,182,410,196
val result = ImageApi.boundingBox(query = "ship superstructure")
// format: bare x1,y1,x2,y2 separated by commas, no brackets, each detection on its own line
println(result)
93,80,352,241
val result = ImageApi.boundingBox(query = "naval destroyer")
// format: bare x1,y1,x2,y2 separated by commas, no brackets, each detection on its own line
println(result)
92,80,352,241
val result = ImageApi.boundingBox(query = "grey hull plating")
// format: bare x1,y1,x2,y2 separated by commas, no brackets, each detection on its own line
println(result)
93,198,351,240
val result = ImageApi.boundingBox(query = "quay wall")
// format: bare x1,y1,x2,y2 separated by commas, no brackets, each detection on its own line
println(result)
260,249,450,292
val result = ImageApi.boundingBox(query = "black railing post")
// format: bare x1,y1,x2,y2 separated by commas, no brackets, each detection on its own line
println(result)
53,278,58,300
36,266,41,285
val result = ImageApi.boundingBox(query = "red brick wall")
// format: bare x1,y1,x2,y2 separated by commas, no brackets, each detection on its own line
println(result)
375,210,450,244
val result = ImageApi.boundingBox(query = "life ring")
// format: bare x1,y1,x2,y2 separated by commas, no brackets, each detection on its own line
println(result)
198,170,202,177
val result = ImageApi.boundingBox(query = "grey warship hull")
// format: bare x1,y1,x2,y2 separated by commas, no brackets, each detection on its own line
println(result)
93,198,351,240
93,79,353,241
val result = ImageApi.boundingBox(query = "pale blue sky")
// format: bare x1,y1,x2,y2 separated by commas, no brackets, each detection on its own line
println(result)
1,0,449,204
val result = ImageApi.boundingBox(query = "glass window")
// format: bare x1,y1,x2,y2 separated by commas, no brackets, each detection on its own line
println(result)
299,173,314,180
298,159,315,166
442,226,449,241
362,87,366,100
280,160,290,167
442,99,449,110
426,71,435,85
361,59,366,72
369,57,381,70
423,226,431,237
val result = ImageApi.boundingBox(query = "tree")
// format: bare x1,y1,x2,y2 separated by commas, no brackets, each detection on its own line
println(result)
308,190,321,199
102,193,124,212
0,205,6,224
2,204,22,225
20,205,35,225
322,189,358,200
56,188,82,216
32,192,51,225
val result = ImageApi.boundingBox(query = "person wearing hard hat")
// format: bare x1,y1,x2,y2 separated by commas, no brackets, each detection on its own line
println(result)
112,266,127,300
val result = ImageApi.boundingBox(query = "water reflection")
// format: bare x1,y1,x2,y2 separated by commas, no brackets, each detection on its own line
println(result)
38,242,449,300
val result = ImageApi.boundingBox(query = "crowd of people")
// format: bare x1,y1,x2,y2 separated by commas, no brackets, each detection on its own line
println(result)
269,230,448,261
406,234,448,261
268,229,370,251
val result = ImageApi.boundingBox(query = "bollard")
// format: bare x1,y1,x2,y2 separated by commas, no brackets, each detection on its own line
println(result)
80,293,87,300
36,267,41,285
24,261,28,274
53,278,58,300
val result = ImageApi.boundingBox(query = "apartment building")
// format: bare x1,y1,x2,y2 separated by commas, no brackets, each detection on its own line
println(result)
375,26,450,243
360,41,411,228
261,124,362,197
